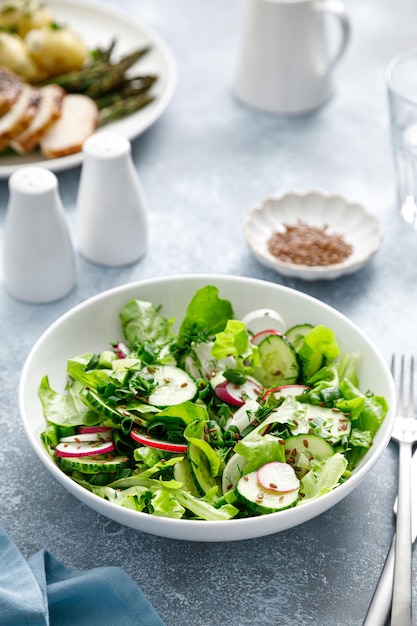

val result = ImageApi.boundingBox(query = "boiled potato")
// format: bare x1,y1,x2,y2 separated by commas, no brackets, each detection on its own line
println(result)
25,25,89,76
0,0,52,36
0,31,44,81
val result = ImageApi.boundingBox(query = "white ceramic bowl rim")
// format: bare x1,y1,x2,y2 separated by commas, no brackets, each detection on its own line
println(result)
19,274,395,541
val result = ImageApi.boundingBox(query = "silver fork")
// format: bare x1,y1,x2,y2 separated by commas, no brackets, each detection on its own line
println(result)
390,355,417,626
363,450,417,625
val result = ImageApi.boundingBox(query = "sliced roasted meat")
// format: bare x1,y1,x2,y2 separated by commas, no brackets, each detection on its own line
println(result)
0,84,40,150
40,94,98,159
11,84,65,153
0,66,23,116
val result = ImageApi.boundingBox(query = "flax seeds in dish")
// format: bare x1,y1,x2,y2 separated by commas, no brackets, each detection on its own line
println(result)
267,220,353,266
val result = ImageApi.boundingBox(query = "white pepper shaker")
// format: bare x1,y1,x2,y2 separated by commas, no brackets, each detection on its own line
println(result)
77,132,147,266
2,166,76,303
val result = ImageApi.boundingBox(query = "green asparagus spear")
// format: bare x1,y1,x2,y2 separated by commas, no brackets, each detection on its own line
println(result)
98,92,155,125
95,75,157,109
86,48,151,98
40,46,150,93
91,39,117,63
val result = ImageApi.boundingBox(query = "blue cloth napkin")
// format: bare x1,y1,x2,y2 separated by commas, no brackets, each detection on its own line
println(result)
0,527,165,625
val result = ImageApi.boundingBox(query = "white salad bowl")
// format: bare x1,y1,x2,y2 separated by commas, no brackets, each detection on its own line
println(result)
244,191,383,280
19,274,395,541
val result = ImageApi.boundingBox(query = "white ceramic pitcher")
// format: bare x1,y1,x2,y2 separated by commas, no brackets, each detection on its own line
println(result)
233,0,350,115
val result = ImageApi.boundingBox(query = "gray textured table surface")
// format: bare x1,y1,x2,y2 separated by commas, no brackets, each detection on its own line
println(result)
1,0,417,624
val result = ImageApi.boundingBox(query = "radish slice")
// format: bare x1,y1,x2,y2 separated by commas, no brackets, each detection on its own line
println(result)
261,384,309,403
257,462,300,493
130,429,187,454
215,376,262,406
112,341,130,358
226,399,260,432
60,431,113,443
55,440,115,458
251,329,281,346
242,308,286,335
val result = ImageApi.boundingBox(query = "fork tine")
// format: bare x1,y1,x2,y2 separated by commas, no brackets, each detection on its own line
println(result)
391,355,404,415
407,356,415,419
390,354,415,625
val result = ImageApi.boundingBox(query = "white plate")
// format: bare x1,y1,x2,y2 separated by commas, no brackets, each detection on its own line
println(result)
19,275,395,541
244,190,383,281
0,0,177,177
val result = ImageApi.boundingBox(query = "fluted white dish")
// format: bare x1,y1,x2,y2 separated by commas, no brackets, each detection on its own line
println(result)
244,191,383,280
19,275,395,541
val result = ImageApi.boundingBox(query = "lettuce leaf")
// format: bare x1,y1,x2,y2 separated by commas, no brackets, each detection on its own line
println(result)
39,376,96,427
67,353,124,390
234,434,286,472
183,419,221,477
179,286,234,338
97,475,238,520
298,325,340,379
300,453,348,501
119,299,175,350
211,320,252,360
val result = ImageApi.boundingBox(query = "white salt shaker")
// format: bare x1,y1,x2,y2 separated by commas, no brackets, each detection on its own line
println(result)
77,132,147,266
3,166,76,303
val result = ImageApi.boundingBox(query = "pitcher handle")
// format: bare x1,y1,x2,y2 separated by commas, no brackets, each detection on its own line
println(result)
317,0,350,71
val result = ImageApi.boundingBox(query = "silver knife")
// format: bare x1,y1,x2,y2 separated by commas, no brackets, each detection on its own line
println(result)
363,450,417,625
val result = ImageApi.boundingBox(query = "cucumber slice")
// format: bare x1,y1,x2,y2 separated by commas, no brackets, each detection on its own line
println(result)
188,443,221,496
285,324,314,351
98,350,117,369
222,452,248,494
82,389,128,425
253,334,299,387
284,433,334,476
112,357,142,371
236,470,299,514
58,454,130,474
148,365,198,407
290,405,351,444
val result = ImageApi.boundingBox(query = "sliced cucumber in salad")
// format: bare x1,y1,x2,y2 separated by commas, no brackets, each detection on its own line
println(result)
285,324,314,351
39,285,389,523
147,365,198,407
58,454,130,474
253,334,299,387
236,465,300,514
284,434,335,477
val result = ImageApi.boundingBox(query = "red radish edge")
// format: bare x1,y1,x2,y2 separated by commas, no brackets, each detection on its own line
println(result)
130,429,188,453
215,377,262,406
261,384,309,403
55,441,115,458
112,342,130,358
250,329,281,346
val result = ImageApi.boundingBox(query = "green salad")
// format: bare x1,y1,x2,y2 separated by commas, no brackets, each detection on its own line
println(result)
39,286,389,521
